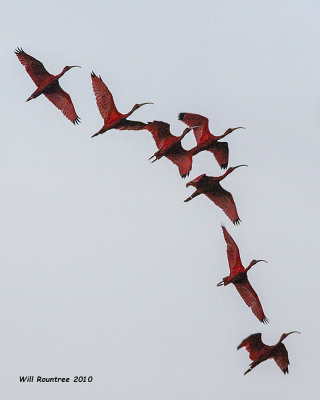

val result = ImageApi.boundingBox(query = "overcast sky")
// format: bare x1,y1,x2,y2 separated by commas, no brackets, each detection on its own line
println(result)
1,1,320,399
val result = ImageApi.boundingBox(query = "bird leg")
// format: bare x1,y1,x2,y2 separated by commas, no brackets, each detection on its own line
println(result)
148,149,161,163
184,190,200,202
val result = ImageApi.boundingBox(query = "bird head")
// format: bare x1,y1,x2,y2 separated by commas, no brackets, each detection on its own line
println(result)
280,331,301,342
63,65,81,73
250,259,268,267
186,174,206,187
228,164,248,173
133,102,153,111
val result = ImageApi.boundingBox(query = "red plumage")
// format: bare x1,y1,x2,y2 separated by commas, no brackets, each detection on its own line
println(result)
145,121,194,178
184,166,246,224
217,226,268,323
179,112,244,169
91,72,152,137
237,331,300,375
15,47,80,124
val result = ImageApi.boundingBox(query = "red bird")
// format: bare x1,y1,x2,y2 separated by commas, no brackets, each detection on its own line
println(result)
184,165,246,224
15,48,80,124
91,72,153,138
145,121,198,178
178,112,244,169
237,331,301,375
217,226,268,323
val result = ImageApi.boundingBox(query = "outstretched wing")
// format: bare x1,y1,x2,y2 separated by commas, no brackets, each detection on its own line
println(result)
15,47,52,86
221,226,244,274
116,119,146,131
205,185,240,225
272,344,290,374
207,141,229,169
234,277,268,323
237,333,268,361
91,72,121,122
165,149,193,178
178,112,211,144
44,82,80,124
145,121,173,148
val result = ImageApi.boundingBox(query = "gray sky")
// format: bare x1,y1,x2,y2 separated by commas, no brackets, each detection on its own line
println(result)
1,0,319,399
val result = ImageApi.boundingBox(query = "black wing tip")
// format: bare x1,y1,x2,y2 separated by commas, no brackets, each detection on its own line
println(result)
262,317,269,324
221,163,228,169
15,47,23,54
283,368,289,374
73,116,81,125
233,218,241,226
91,71,96,78
178,113,185,121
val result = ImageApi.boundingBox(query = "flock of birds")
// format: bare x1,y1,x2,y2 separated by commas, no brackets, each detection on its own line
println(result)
15,47,300,376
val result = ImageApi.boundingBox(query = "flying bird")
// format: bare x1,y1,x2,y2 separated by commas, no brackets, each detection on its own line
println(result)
178,112,244,169
145,121,198,178
15,47,80,124
91,72,153,138
237,331,301,375
184,165,246,224
217,226,268,323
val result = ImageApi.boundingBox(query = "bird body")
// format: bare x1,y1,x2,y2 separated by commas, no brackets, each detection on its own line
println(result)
217,226,268,323
91,72,152,137
237,332,300,374
145,121,196,178
15,48,80,124
179,112,244,169
184,165,246,224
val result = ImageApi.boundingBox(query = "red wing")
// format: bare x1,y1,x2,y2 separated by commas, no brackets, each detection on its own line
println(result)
117,119,146,131
205,186,240,225
165,149,193,178
178,112,211,144
44,82,80,124
221,226,244,274
237,333,268,361
234,278,268,323
272,344,290,374
91,72,121,122
145,121,173,148
15,48,52,86
207,142,229,169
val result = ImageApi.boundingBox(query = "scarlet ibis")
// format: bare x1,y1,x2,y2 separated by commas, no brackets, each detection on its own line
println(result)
178,112,244,169
15,48,81,124
145,121,198,178
217,226,268,323
237,331,301,375
184,165,246,224
91,72,153,138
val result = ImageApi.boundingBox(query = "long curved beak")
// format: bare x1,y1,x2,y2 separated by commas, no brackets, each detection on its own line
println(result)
233,164,248,169
256,260,268,264
138,102,153,107
70,65,81,68
286,331,301,336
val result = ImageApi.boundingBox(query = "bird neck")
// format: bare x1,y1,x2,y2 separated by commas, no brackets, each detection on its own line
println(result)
125,105,138,118
217,168,234,181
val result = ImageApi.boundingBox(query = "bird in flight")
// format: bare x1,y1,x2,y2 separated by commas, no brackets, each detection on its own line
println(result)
178,112,244,169
15,47,81,124
237,331,301,375
184,165,247,224
145,121,198,178
217,226,268,323
91,72,153,138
